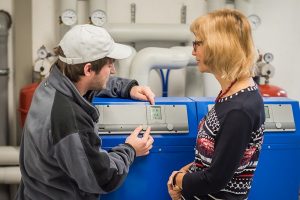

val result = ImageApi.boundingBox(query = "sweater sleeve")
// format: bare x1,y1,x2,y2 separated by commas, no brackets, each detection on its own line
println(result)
84,76,138,101
182,109,252,197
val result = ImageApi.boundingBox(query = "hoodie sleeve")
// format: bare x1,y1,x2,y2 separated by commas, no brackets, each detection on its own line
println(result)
85,76,138,101
51,92,136,194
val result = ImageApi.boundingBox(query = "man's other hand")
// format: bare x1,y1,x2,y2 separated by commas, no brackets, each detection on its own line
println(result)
130,86,155,105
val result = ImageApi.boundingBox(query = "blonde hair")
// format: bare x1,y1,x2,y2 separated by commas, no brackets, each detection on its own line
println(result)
190,9,258,81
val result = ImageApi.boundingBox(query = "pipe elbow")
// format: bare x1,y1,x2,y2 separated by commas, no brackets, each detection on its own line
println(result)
129,47,189,85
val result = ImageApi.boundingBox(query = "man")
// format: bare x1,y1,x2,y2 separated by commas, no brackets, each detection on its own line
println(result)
16,24,154,200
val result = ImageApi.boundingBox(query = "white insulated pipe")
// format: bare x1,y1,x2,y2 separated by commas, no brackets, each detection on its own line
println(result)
170,46,204,97
207,0,226,12
116,46,136,78
0,167,21,184
129,47,189,86
89,0,107,14
170,46,196,66
77,0,89,24
60,0,77,13
104,23,192,43
0,146,19,165
0,10,11,146
59,0,77,38
235,0,253,16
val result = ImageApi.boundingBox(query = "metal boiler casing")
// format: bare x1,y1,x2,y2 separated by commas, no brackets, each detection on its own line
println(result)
191,97,300,200
93,97,198,200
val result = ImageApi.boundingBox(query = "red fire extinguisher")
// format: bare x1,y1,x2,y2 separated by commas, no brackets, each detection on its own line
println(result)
18,82,40,128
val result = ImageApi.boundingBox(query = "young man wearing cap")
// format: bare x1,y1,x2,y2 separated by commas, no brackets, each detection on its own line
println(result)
16,24,155,200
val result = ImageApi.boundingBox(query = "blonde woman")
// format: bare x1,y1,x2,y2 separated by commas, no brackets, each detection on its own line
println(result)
167,9,265,200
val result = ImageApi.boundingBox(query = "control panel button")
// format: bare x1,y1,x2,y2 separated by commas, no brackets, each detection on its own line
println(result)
275,122,282,129
167,124,174,131
142,125,148,131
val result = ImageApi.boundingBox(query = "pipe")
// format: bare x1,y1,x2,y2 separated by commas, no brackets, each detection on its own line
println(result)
77,0,89,24
0,10,12,146
89,0,107,15
207,0,226,12
0,167,21,184
235,0,253,16
170,46,196,66
104,23,192,43
129,47,189,86
170,46,204,97
0,146,19,166
59,0,77,38
115,46,136,78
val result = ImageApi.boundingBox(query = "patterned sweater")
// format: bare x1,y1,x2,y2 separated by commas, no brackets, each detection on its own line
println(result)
182,85,265,200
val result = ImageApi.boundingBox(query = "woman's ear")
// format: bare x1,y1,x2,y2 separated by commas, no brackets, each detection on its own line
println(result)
83,63,93,76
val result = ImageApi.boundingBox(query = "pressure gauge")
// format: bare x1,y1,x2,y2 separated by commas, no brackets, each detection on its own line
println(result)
263,53,274,63
61,9,77,26
37,46,48,59
248,14,261,30
90,10,107,27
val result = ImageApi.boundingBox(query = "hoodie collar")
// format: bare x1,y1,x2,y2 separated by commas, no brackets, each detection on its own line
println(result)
47,64,100,122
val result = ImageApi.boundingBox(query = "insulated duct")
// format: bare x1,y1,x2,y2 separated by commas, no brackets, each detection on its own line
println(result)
104,23,192,43
0,10,12,146
170,46,205,97
0,146,19,166
0,167,21,184
59,0,77,38
115,46,136,78
129,47,189,86
207,0,226,12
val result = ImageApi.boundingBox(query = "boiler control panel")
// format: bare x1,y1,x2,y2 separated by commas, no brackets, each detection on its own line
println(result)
95,103,189,134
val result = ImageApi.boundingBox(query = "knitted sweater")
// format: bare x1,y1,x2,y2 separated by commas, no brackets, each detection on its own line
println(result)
182,85,265,200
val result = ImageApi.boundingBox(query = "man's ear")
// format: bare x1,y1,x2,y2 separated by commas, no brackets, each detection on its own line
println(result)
83,63,93,76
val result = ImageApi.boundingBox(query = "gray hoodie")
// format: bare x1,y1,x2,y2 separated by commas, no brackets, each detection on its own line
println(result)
16,65,138,200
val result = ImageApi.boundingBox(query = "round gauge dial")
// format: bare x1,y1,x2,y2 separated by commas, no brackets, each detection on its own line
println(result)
248,14,261,30
90,10,107,27
263,53,274,63
61,9,77,26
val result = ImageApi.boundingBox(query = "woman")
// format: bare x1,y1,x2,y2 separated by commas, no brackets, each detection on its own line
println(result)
167,9,265,200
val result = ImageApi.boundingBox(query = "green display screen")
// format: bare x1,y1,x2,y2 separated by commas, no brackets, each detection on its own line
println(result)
150,106,162,120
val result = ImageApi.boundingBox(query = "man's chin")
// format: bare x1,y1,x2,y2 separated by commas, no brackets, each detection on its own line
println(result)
101,85,106,90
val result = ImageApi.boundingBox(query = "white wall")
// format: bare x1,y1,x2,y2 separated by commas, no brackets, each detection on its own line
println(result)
251,0,300,100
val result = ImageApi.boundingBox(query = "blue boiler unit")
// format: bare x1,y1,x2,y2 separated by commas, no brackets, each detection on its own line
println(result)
92,97,198,200
191,97,300,200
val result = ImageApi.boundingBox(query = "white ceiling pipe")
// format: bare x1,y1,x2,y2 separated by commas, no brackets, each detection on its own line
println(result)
60,0,77,13
77,0,89,24
104,23,192,43
115,46,136,78
170,46,204,97
0,146,19,165
0,167,21,184
59,0,77,38
89,0,107,14
207,0,226,12
170,46,197,66
129,47,189,86
235,0,253,16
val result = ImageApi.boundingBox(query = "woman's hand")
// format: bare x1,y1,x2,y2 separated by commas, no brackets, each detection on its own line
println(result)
167,171,182,200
